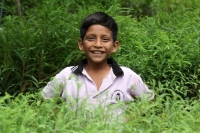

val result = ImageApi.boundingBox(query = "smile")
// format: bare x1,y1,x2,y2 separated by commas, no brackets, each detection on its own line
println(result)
91,51,104,54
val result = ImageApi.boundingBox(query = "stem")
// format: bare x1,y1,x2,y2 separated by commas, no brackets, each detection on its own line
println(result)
0,0,4,24
38,13,48,82
15,0,22,16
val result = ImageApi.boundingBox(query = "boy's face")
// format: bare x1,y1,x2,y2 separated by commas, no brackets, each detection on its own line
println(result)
78,24,119,64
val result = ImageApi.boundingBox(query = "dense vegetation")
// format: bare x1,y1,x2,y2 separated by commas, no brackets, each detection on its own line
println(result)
0,92,199,132
0,0,199,98
0,0,200,132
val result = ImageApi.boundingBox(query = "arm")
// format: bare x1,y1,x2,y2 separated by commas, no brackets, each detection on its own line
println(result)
42,76,65,99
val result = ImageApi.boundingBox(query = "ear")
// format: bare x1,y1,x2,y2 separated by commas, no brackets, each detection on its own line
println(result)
78,38,84,51
112,41,119,53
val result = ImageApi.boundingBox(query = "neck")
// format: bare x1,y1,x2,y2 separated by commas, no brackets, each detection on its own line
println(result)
84,60,110,72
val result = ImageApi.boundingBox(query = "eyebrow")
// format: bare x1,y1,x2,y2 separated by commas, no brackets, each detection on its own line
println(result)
85,34,111,37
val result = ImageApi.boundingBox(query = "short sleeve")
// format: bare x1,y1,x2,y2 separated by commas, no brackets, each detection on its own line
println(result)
41,67,72,99
126,70,154,100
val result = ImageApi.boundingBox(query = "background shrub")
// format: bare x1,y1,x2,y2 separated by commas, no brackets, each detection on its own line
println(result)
0,0,199,99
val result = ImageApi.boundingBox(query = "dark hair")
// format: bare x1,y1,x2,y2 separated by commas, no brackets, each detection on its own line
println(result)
80,12,118,42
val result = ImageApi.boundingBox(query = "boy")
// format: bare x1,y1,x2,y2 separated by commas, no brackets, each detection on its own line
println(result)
42,12,154,116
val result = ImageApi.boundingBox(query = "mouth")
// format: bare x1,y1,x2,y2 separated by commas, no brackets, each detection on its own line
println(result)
91,51,105,54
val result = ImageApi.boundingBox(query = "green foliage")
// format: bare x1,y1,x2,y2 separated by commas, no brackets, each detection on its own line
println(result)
0,0,86,95
119,0,200,17
115,7,200,98
0,0,200,99
0,0,199,132
0,90,200,132
0,0,121,95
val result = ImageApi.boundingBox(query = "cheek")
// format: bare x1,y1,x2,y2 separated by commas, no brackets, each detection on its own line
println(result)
108,45,114,51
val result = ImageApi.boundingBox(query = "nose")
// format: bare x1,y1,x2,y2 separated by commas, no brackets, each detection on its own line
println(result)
94,39,102,48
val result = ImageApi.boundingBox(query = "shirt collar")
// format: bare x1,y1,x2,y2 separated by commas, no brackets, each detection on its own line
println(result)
71,58,124,76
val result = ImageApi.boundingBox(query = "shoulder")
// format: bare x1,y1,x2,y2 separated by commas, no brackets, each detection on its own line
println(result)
120,66,139,76
55,66,74,78
120,66,142,79
60,66,74,73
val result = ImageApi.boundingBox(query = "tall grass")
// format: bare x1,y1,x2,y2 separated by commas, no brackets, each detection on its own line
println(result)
0,88,200,133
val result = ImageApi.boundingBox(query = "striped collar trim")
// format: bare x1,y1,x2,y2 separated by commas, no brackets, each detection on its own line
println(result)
71,58,124,76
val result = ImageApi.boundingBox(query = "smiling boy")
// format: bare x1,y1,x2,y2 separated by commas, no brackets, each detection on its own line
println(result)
78,23,119,90
42,12,154,115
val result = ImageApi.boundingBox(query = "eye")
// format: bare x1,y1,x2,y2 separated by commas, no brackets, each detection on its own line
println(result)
102,38,109,42
87,37,94,41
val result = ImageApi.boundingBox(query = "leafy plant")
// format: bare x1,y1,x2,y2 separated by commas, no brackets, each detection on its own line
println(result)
0,87,200,132
0,0,199,99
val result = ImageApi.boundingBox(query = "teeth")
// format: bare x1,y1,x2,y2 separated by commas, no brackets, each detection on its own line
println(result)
93,51,102,54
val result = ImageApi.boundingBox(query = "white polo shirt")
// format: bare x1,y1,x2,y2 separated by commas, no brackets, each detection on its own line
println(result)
42,58,154,110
